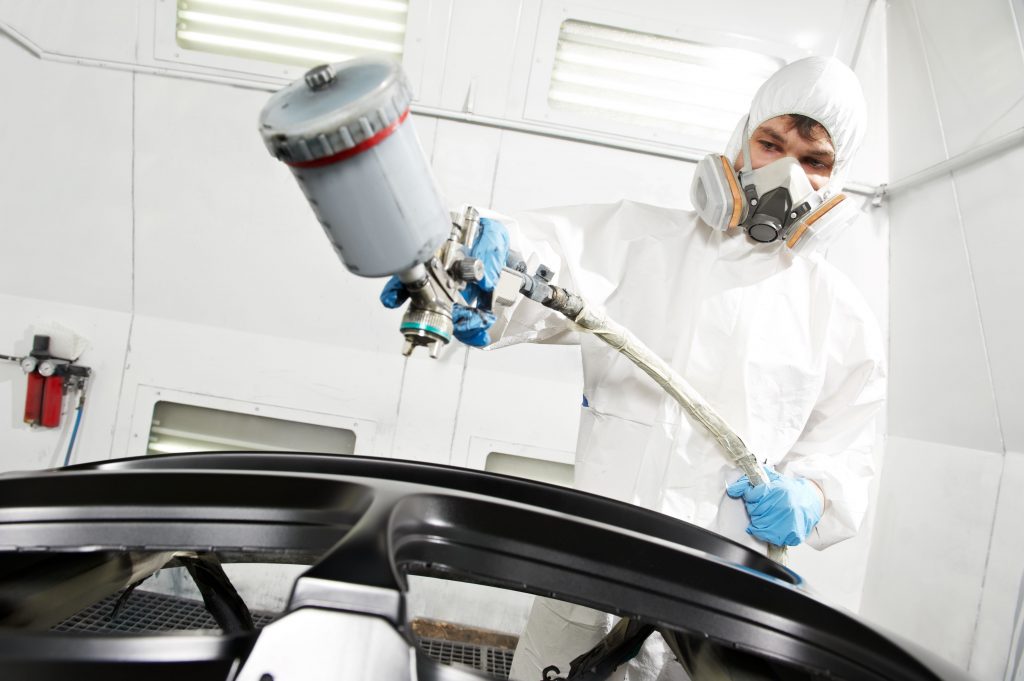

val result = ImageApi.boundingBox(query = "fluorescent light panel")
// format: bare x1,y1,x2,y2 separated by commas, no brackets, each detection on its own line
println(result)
548,20,784,144
175,0,408,68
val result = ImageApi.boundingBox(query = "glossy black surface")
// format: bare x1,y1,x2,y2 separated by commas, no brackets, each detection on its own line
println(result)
0,452,973,681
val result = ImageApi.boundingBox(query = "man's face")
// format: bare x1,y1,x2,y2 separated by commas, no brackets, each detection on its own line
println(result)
734,115,835,191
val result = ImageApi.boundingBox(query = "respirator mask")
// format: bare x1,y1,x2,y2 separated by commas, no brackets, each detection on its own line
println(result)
690,126,855,254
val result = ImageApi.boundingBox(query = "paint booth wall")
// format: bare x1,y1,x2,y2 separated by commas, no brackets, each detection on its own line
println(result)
0,0,887,634
857,1,1024,679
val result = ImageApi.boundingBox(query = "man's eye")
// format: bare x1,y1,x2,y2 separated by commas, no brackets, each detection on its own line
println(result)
758,140,778,151
804,159,829,170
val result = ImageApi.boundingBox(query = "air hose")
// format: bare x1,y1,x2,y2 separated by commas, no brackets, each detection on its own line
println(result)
513,274,787,564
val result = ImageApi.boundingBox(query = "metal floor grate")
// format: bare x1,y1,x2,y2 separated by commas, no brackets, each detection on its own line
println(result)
54,592,515,679
52,589,277,633
419,637,515,680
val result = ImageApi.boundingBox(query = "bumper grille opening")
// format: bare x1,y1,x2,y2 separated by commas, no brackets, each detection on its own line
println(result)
53,591,517,679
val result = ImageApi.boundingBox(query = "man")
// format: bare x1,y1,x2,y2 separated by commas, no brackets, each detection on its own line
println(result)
385,56,886,679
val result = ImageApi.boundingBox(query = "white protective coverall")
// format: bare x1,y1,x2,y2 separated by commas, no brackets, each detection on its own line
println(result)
500,57,887,681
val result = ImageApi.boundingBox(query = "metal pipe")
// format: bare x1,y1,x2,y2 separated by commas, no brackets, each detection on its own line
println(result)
1,20,884,199
412,104,710,164
413,104,882,199
883,126,1024,197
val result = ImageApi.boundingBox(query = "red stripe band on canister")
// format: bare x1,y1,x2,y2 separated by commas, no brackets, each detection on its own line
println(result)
285,108,411,169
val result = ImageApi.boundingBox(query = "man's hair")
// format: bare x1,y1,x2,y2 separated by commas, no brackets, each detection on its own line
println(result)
785,114,832,144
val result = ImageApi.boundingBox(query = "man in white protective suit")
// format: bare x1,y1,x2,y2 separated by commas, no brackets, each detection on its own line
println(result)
483,56,887,681
378,55,885,679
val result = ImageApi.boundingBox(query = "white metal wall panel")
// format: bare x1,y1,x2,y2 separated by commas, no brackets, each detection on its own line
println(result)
438,0,526,117
885,0,947,180
847,0,888,183
108,316,399,461
887,177,1002,451
502,0,543,120
953,145,1024,454
131,74,396,352
0,0,140,63
403,0,453,107
824,200,889,338
969,450,1024,680
429,120,503,208
0,35,134,312
491,130,692,211
450,343,583,472
390,346,470,464
410,113,438,161
861,436,1003,668
911,0,1024,159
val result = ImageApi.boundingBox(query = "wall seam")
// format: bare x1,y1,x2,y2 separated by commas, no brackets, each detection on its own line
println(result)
975,2,1024,675
907,0,1006,455
908,0,950,159
487,130,504,209
1010,0,1024,62
946,181,1008,457
850,0,878,70
110,71,138,461
445,347,472,467
999,0,1024,667
930,9,1014,676
392,358,409,458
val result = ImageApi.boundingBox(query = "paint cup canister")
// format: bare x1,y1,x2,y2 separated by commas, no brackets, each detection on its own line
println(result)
259,57,449,277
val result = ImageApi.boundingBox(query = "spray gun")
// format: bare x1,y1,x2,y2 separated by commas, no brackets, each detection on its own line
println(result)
397,207,486,357
259,58,492,359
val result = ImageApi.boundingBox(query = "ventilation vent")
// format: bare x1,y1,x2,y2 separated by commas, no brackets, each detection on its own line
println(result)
53,589,277,633
419,637,515,680
174,0,409,67
548,20,784,145
147,401,356,455
485,452,574,488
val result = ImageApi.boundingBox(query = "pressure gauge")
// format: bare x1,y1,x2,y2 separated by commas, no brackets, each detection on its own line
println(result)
19,357,37,374
38,359,57,377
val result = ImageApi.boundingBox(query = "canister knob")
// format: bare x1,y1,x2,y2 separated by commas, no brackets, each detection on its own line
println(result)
304,64,336,91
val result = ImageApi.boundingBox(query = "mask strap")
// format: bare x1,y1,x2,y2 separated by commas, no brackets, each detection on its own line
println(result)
740,116,753,174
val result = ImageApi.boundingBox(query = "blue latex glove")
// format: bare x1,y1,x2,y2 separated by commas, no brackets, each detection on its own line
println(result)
460,217,511,309
378,217,510,347
379,276,408,309
451,305,497,347
726,467,823,547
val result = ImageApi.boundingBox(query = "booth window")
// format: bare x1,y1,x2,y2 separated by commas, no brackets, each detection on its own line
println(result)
174,0,409,67
548,20,784,146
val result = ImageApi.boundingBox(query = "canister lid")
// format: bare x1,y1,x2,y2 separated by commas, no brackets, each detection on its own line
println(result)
258,56,413,167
